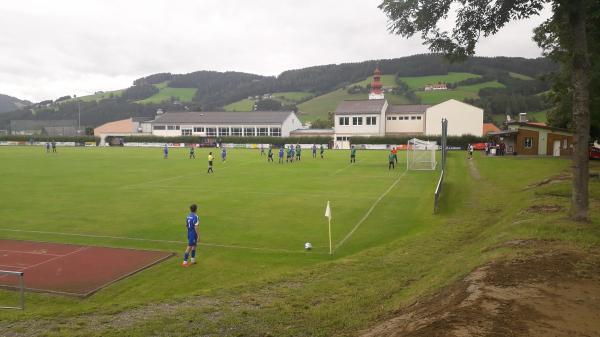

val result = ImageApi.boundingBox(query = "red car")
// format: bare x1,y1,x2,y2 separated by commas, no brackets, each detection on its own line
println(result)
590,144,600,160
472,143,487,150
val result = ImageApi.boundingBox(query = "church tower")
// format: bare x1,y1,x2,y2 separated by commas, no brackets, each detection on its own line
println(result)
368,66,385,100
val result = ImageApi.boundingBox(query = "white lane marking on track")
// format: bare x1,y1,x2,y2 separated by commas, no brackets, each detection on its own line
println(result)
333,169,408,252
0,229,326,255
0,249,63,257
19,247,89,271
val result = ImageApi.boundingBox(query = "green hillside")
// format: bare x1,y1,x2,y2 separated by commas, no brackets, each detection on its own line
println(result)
399,72,480,89
136,82,197,104
491,109,548,125
224,91,313,112
509,72,534,80
297,89,367,122
353,75,398,87
417,81,505,104
271,91,313,103
224,98,255,111
73,89,124,102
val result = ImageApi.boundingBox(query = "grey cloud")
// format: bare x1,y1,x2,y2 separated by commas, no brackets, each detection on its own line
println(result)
0,0,550,102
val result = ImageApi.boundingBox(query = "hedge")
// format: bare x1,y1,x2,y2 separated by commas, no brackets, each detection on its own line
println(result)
107,135,333,146
350,135,486,148
0,135,99,143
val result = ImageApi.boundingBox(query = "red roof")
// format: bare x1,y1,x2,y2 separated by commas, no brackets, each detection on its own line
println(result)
483,123,501,135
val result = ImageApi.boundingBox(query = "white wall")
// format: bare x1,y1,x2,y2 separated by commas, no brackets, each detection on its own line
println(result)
425,99,483,136
281,113,302,137
334,114,382,136
385,114,424,134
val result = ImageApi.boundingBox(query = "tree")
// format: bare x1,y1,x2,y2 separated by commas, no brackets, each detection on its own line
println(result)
379,0,594,221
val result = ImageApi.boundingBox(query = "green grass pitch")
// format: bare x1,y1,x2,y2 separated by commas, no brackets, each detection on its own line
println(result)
0,146,438,311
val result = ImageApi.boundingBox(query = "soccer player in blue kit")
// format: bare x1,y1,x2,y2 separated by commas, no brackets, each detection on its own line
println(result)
182,204,199,267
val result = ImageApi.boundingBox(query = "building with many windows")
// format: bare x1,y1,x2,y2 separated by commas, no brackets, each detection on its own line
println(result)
150,111,302,138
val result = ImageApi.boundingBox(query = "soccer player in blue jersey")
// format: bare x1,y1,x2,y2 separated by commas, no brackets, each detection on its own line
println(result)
312,144,317,158
278,146,284,164
221,147,227,162
163,144,169,159
182,204,199,267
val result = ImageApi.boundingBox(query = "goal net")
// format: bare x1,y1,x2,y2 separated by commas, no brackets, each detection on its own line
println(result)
407,138,437,170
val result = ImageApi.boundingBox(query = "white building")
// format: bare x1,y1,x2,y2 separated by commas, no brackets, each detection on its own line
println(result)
425,99,483,137
150,111,302,137
334,98,483,138
385,105,429,135
334,99,387,142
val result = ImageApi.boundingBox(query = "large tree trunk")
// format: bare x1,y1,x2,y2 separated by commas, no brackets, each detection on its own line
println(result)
568,0,590,221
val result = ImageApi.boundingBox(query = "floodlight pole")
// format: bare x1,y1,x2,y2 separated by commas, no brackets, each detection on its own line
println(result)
78,99,81,134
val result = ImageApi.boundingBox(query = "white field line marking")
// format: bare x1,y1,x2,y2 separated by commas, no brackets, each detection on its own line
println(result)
333,170,408,252
0,265,26,270
330,160,362,176
120,160,254,189
0,228,325,255
19,247,88,272
0,249,63,257
121,186,379,200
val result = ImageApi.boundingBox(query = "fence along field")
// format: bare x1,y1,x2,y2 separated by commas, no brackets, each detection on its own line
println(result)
0,146,439,311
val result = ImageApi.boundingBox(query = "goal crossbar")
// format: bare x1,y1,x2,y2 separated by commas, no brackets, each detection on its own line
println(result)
406,138,437,170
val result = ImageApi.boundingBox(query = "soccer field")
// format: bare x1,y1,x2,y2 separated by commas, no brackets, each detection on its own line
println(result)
0,146,438,311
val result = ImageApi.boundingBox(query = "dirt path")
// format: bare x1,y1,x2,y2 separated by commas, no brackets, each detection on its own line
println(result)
361,241,600,337
467,158,481,180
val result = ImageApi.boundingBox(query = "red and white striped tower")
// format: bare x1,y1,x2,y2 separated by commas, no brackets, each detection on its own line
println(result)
368,66,385,100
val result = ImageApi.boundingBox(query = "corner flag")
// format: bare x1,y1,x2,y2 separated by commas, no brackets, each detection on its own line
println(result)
325,201,332,254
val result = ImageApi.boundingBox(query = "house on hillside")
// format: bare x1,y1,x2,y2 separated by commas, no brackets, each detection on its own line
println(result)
424,83,448,91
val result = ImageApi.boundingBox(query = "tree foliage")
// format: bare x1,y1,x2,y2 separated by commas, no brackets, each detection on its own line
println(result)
379,0,596,220
121,84,159,101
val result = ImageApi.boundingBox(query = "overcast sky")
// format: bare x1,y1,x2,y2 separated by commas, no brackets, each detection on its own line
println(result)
0,0,551,102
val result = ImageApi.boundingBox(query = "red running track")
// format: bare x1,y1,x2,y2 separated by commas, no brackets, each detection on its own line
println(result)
0,239,173,297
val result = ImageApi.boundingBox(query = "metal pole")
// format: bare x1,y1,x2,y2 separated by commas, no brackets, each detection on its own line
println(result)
19,272,24,310
328,217,332,255
78,100,81,134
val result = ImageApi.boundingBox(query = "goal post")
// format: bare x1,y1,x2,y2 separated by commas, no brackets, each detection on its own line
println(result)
0,270,25,310
407,138,437,170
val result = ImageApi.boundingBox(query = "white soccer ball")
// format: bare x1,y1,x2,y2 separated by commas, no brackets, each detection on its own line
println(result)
304,242,312,250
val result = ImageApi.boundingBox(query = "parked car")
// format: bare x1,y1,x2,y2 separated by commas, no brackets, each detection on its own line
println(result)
590,142,600,159
472,142,487,150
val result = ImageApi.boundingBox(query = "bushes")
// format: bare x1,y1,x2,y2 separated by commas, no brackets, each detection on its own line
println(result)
0,135,99,142
350,135,486,148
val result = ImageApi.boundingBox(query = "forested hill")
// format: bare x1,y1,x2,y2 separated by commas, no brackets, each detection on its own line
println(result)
168,54,556,108
0,94,30,113
0,54,558,130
